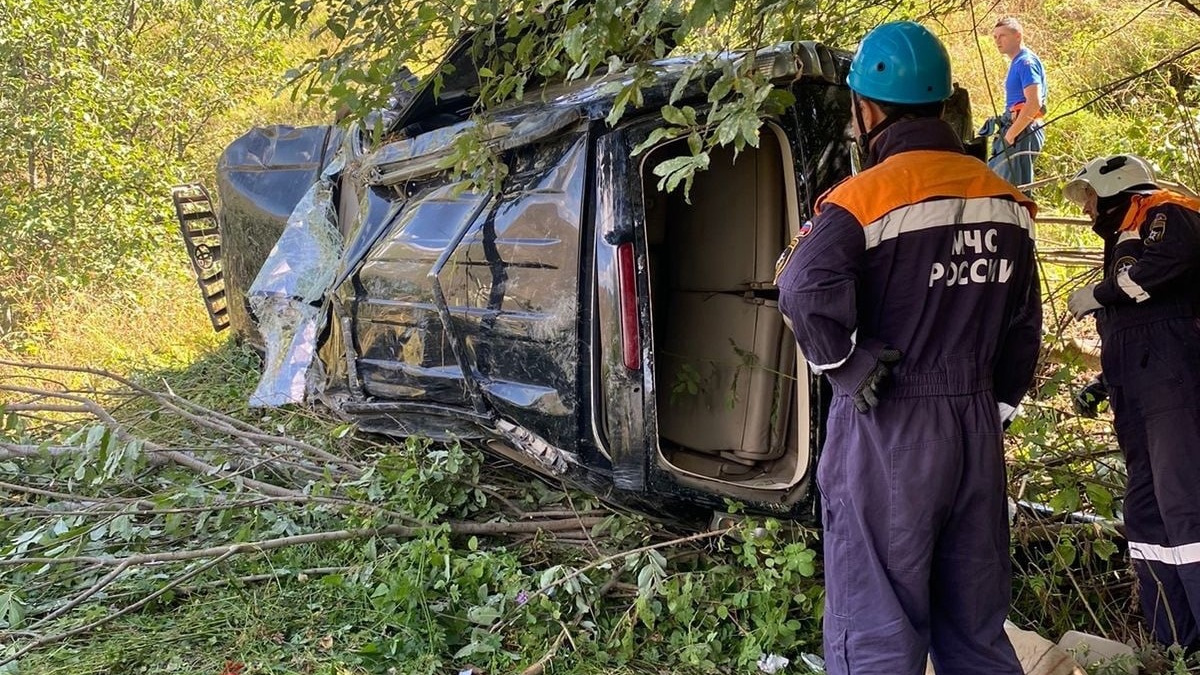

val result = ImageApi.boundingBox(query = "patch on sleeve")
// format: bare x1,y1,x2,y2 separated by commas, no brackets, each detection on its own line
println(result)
773,221,815,285
774,240,797,285
1147,213,1167,244
1114,255,1137,276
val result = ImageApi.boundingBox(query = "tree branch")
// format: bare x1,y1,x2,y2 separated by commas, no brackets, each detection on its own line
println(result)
0,360,361,474
0,384,301,498
0,518,606,568
27,560,133,630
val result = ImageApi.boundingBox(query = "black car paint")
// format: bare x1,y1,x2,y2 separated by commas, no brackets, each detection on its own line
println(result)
197,43,952,523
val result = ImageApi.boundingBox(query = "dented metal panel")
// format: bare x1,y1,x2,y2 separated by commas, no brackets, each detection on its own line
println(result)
450,134,587,451
216,125,343,343
340,132,588,449
247,151,345,407
349,184,490,406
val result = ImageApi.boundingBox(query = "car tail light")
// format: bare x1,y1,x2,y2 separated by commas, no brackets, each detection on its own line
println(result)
617,242,640,371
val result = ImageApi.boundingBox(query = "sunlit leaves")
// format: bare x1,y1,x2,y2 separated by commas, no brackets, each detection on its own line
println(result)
250,0,933,196
0,0,301,345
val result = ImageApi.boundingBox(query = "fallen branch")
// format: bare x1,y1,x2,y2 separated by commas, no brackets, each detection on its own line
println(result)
0,480,155,508
0,384,301,498
0,442,98,459
489,526,735,635
0,517,606,568
0,360,362,474
520,626,568,675
176,566,353,595
0,481,415,522
0,495,399,519
27,559,133,630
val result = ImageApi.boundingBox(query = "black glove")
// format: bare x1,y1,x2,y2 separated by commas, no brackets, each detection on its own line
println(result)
1073,375,1109,418
853,348,902,413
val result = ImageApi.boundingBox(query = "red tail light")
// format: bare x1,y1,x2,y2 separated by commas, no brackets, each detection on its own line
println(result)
617,242,640,370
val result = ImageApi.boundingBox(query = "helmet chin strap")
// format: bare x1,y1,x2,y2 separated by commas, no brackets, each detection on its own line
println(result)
852,93,902,168
1092,192,1135,237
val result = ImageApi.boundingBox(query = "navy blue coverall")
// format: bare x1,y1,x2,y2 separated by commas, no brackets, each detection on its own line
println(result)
1090,189,1200,648
775,118,1042,674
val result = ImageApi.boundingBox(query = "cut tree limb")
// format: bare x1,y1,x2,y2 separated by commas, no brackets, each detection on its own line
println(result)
0,517,606,568
0,383,302,498
0,359,362,474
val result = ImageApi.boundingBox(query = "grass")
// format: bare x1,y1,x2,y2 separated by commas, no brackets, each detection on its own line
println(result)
22,567,400,675
2,263,222,369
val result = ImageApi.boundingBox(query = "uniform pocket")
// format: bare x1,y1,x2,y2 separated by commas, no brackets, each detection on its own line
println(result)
823,612,851,675
1138,320,1200,414
887,436,961,572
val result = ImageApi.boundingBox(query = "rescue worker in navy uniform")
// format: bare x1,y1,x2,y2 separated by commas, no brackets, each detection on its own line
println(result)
1065,154,1200,651
774,22,1042,675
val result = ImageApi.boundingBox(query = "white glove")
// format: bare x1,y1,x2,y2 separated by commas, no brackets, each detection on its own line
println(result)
1068,283,1103,319
998,402,1018,423
998,402,1021,430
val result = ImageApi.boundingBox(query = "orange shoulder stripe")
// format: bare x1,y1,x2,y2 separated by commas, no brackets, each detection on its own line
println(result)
1118,190,1200,232
816,150,1037,226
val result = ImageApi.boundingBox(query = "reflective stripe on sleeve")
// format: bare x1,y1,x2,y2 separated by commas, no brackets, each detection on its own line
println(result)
862,197,1034,250
806,330,857,374
1117,230,1141,244
1129,541,1200,566
1116,270,1150,302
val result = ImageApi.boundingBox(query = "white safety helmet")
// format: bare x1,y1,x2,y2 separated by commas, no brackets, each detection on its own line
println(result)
1063,154,1157,206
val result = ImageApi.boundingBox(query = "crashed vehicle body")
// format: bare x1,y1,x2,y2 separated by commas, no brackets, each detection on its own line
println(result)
177,41,981,522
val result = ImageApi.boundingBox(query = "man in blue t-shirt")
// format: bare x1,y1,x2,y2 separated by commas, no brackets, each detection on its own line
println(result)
988,16,1046,192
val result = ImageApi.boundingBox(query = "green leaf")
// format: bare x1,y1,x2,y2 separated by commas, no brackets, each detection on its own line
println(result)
1085,482,1115,517
670,66,697,104
466,605,502,625
708,74,734,103
661,105,688,126
637,563,658,596
632,126,676,156
0,591,25,630
1092,537,1119,561
763,88,797,114
1048,485,1080,514
1053,540,1077,568
738,111,762,148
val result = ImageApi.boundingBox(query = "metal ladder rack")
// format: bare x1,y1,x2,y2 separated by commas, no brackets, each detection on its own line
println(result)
171,184,229,332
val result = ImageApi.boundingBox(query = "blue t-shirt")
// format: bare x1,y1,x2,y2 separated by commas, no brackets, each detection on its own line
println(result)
1005,47,1046,111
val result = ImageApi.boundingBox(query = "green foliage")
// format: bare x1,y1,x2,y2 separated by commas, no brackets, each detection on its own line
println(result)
0,343,828,675
11,1,1200,672
1003,283,1135,643
0,0,308,348
254,0,960,193
670,361,704,405
466,517,823,673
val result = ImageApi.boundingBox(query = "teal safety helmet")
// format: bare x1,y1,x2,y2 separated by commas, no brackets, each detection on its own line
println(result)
847,21,953,105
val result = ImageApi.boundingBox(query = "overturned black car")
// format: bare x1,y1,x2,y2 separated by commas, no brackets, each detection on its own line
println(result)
174,40,981,521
